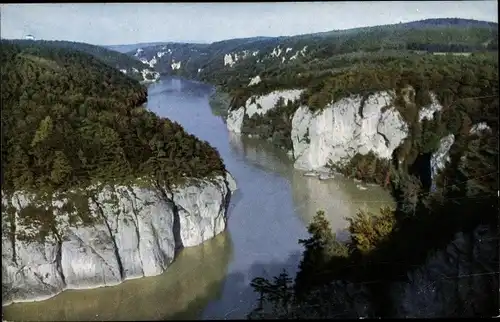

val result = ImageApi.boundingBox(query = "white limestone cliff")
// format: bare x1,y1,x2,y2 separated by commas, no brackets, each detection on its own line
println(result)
226,89,304,134
140,69,160,83
430,134,455,180
224,89,460,181
291,92,409,170
2,172,237,306
248,75,262,86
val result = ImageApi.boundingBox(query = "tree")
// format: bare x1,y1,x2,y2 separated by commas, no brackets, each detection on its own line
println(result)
31,115,53,147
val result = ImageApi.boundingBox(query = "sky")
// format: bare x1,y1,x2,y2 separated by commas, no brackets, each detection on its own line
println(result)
1,1,498,46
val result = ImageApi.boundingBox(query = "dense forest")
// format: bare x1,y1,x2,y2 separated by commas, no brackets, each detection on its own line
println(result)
8,39,154,82
115,19,498,317
197,18,497,88
0,40,225,199
197,20,499,319
225,53,498,163
120,19,497,92
245,58,499,317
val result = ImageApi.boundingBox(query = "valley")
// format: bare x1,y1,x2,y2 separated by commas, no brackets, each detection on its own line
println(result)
1,10,498,320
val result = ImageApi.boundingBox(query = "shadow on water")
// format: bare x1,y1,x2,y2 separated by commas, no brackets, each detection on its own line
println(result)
3,241,305,321
3,232,234,321
228,132,396,235
201,250,304,320
3,77,394,321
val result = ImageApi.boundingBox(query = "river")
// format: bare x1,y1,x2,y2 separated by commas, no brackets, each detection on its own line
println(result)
3,77,394,321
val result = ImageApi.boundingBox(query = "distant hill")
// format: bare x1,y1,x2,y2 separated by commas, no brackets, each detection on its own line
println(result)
118,18,498,87
8,39,159,83
106,41,210,54
107,42,180,54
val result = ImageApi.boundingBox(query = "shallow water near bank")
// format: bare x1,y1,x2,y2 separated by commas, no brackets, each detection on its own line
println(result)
3,77,394,321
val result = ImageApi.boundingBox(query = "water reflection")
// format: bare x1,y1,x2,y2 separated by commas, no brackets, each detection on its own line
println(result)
4,77,395,321
228,132,396,237
148,77,211,99
3,233,233,321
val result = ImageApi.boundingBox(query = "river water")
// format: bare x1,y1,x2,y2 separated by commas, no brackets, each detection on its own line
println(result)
3,77,394,321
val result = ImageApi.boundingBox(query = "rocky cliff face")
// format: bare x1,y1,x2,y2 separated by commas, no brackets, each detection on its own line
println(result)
226,89,464,177
291,92,409,170
430,134,455,180
227,91,414,169
2,172,237,306
226,89,304,135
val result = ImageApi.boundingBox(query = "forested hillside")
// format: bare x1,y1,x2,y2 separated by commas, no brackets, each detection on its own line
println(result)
0,40,225,198
120,18,497,88
127,16,498,319
232,20,499,319
8,39,159,82
203,18,498,92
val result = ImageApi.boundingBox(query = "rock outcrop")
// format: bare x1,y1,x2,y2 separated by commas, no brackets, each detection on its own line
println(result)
226,89,304,134
430,134,455,180
225,89,458,174
2,172,237,306
291,92,408,170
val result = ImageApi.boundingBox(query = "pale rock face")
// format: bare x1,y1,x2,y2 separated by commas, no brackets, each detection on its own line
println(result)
171,61,181,70
301,46,308,56
224,53,236,67
292,92,409,170
134,48,143,57
470,122,491,135
172,178,231,247
157,51,168,58
140,57,157,68
246,89,304,119
271,46,283,58
225,172,238,192
418,93,443,122
140,69,160,83
290,51,299,60
226,89,304,134
430,134,455,179
248,75,262,86
226,107,245,134
2,173,235,306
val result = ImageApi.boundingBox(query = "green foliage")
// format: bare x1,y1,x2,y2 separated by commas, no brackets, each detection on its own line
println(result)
294,211,350,296
241,98,300,151
249,270,295,319
199,19,496,92
208,87,232,118
240,19,498,319
10,39,151,82
1,40,225,199
332,152,392,187
347,206,396,254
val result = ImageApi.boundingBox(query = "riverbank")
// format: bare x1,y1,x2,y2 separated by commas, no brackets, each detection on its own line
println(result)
2,77,396,321
208,86,232,119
